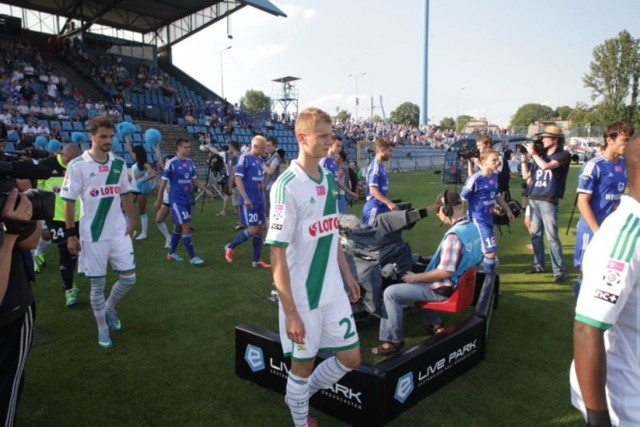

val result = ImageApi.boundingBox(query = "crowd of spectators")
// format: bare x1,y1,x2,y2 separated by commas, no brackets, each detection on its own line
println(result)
332,120,466,148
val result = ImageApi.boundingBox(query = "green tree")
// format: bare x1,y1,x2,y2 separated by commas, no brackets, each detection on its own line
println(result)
439,117,456,129
335,110,352,122
242,89,271,113
555,105,573,120
457,115,472,132
567,102,596,128
389,102,420,127
583,30,640,124
510,103,556,127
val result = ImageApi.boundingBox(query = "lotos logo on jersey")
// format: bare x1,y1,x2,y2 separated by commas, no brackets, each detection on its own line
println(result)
308,216,339,237
89,185,121,197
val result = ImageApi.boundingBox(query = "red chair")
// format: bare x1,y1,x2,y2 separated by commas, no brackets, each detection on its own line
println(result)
415,266,477,313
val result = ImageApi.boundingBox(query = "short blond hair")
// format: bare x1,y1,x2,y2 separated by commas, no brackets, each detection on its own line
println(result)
295,107,332,135
375,137,392,152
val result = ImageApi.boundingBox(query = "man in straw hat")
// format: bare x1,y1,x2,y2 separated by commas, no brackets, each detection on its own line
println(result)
520,124,571,283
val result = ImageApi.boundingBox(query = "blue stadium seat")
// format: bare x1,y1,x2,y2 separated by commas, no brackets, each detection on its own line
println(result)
72,121,84,131
5,142,15,152
7,130,19,143
62,121,73,131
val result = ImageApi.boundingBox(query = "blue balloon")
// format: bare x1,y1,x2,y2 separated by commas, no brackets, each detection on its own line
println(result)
144,128,162,148
71,131,86,145
117,121,136,138
35,135,48,147
47,139,62,153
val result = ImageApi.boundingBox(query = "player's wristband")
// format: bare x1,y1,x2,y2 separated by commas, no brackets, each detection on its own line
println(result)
66,227,78,237
585,409,612,427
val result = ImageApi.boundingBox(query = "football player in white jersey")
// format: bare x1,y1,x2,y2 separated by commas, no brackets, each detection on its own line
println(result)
571,134,640,426
266,108,361,427
62,116,136,349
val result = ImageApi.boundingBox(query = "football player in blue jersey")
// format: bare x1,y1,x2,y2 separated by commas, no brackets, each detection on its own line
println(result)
154,139,214,265
574,122,633,296
224,135,271,268
461,149,514,273
318,134,341,176
521,125,571,283
362,138,397,225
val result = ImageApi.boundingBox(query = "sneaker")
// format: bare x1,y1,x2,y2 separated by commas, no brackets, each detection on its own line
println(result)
269,289,279,302
190,256,205,266
34,253,46,273
167,253,184,262
252,259,271,269
71,282,80,295
65,290,77,307
554,273,567,284
135,233,147,240
98,329,112,349
523,266,545,274
233,224,246,230
224,245,234,263
106,309,122,331
164,239,171,249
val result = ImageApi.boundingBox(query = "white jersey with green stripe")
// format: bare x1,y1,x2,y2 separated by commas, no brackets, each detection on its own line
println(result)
60,151,132,242
266,160,343,312
571,195,640,425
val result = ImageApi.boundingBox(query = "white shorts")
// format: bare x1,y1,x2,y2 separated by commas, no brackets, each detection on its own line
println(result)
78,234,135,278
279,295,359,362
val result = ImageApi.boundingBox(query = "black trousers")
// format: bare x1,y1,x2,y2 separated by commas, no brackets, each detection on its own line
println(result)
0,304,35,427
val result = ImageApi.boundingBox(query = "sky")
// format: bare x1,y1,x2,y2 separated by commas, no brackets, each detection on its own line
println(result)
171,0,640,127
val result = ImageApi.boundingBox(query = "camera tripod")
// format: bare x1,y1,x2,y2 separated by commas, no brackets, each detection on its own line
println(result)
196,165,226,211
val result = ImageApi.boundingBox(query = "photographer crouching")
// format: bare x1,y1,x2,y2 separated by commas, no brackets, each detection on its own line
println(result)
0,158,54,426
520,125,571,283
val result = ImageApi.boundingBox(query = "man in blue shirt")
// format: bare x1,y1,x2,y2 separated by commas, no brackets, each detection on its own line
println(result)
363,138,397,225
224,135,270,268
319,135,341,176
521,125,571,283
574,122,633,296
155,138,214,265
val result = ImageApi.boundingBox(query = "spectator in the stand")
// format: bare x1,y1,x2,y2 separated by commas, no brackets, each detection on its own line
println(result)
363,138,397,225
46,81,58,99
163,98,174,124
72,87,82,101
40,102,55,119
53,101,69,120
19,81,35,102
28,101,41,118
35,122,50,138
50,124,62,141
174,98,184,119
0,108,15,129
15,100,30,117
21,119,37,143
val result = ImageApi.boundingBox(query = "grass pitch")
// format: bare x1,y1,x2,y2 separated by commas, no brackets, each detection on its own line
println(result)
19,166,584,426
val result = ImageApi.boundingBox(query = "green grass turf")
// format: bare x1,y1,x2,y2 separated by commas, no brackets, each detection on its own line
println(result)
19,165,585,426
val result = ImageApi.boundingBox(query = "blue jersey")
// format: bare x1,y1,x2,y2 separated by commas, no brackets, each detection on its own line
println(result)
460,171,498,227
529,149,571,199
163,156,197,205
319,156,338,176
362,160,390,224
235,152,264,205
577,155,627,226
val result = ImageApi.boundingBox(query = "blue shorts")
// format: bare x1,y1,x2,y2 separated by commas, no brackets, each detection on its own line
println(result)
241,204,265,227
170,201,192,225
135,180,153,195
472,218,497,254
362,200,389,225
574,223,593,269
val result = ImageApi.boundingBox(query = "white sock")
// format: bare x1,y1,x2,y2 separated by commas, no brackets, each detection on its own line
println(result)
34,237,50,256
106,274,136,312
156,222,171,241
90,277,108,331
286,373,309,427
308,356,351,397
139,214,148,236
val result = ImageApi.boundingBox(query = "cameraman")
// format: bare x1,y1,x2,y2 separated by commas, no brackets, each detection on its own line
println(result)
1,188,41,427
521,125,571,283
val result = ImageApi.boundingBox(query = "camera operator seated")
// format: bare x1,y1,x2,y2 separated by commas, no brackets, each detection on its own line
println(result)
1,188,42,426
371,190,483,356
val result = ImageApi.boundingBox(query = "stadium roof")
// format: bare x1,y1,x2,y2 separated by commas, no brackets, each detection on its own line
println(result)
3,0,286,46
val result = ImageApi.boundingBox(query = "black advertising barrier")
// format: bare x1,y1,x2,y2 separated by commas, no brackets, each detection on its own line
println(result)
235,274,498,426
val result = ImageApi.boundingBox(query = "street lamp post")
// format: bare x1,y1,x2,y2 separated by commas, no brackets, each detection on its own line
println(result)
456,87,465,132
219,45,232,99
348,72,367,121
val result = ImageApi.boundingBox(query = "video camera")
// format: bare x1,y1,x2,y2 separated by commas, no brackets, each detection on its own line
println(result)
457,144,480,161
515,136,545,156
4,149,51,160
0,158,56,243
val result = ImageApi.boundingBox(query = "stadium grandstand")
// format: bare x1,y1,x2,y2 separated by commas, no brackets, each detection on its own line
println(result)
0,0,514,180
